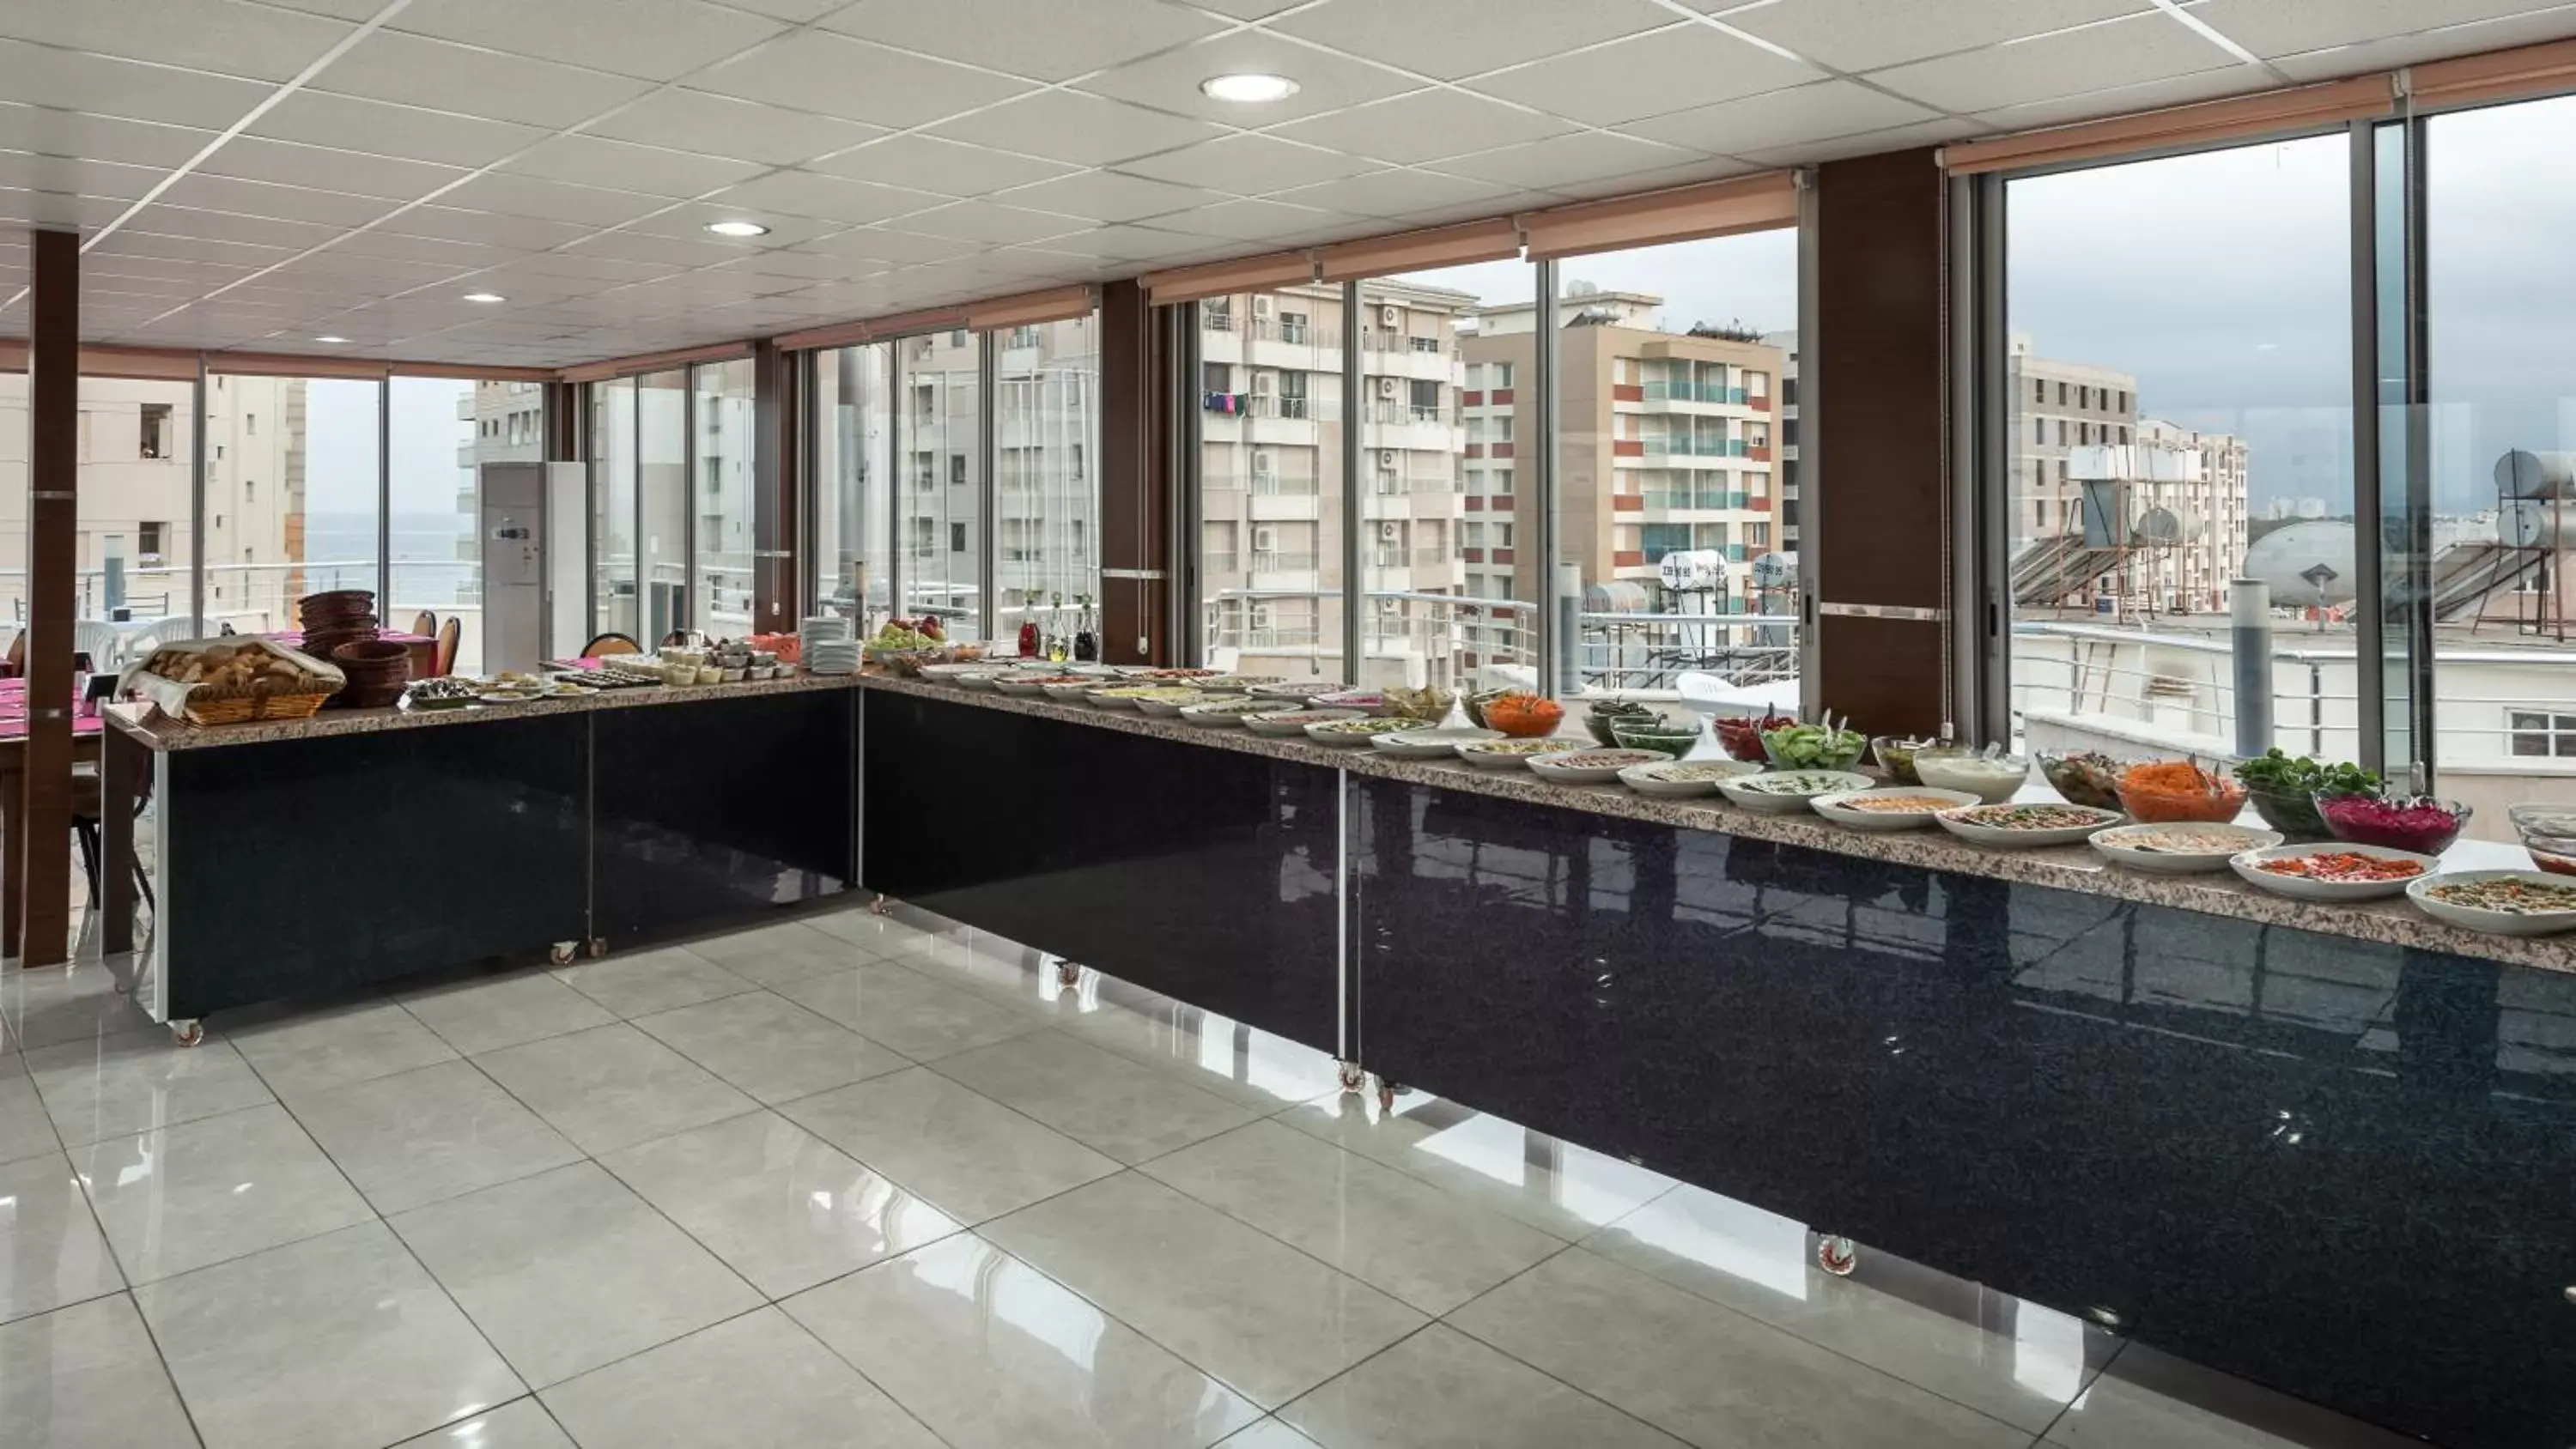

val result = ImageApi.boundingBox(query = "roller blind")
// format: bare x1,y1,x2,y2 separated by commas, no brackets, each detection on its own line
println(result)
1519,171,1797,261
2411,37,2576,110
964,284,1097,331
1139,250,1316,307
1315,218,1521,282
1940,76,2396,175
556,340,753,383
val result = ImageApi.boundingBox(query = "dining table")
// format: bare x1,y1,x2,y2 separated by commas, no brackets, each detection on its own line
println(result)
0,676,106,963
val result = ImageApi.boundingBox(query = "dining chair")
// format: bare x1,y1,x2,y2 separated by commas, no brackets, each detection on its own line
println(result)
580,632,641,658
434,617,460,676
411,609,439,638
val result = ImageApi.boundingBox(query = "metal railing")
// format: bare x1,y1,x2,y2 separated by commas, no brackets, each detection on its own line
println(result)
1249,550,1318,573
1251,472,1316,496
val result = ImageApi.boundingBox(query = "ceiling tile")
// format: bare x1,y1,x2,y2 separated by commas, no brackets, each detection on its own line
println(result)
1273,0,1678,81
1263,167,1518,220
1074,30,1419,124
1619,78,1941,156
120,205,345,252
244,91,552,169
197,135,467,203
690,31,1036,128
586,88,886,166
2191,0,2573,58
0,106,216,168
1465,26,1824,126
617,202,851,246
1265,87,1577,165
0,39,274,129
897,199,1090,244
380,203,602,251
155,172,403,227
560,229,764,266
1962,64,2271,130
1720,0,2159,72
710,249,888,282
929,90,1224,167
702,169,951,225
310,32,659,130
77,253,259,286
1866,11,2250,114
806,134,1075,194
1430,131,1702,191
0,0,361,82
795,227,984,264
0,152,165,200
325,229,522,268
1024,222,1211,261
1114,133,1379,191
1144,196,1369,240
88,228,298,268
0,188,124,230
500,134,768,197
489,251,685,283
1736,115,1986,167
992,169,1223,221
2270,4,2576,79
437,172,672,227
386,0,790,82
819,0,1226,82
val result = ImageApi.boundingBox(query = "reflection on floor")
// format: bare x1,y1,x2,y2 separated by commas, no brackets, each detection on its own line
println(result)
0,901,2422,1449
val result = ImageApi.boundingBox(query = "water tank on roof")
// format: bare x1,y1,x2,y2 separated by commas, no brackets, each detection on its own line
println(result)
2497,449,2576,500
1656,549,1727,591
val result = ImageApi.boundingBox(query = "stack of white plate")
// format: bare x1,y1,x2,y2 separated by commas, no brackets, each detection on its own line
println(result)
800,615,856,675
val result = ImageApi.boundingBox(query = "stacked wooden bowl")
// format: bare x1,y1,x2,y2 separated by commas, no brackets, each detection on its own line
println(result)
298,589,380,676
330,638,410,709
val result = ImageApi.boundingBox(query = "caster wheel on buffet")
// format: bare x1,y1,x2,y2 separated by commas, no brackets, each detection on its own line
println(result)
170,1020,204,1047
1374,1077,1400,1114
1337,1061,1365,1093
549,942,577,967
867,894,896,917
586,938,608,959
1818,1235,1858,1277
1054,959,1082,988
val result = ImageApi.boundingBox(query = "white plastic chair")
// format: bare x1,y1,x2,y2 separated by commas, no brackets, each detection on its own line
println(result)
72,620,123,670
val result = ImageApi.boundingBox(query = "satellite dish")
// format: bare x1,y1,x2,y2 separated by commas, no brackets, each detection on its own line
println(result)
1751,551,1796,589
1656,549,1725,591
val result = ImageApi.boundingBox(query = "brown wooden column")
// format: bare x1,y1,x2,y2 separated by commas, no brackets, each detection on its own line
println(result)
1813,149,1948,738
1098,279,1170,664
750,339,799,635
21,228,76,966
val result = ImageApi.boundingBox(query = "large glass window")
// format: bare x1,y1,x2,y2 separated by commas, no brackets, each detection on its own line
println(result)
67,379,196,640
1551,232,1800,697
637,367,688,646
2003,136,2349,763
204,373,380,634
390,376,536,675
592,378,637,642
815,343,891,630
691,358,757,636
898,330,982,641
993,315,1099,648
1199,287,1346,682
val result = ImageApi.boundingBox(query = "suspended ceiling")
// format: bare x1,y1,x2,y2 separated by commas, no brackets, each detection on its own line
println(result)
0,0,2568,368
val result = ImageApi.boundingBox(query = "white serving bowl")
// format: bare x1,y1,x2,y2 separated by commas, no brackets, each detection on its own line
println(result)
2405,869,2576,936
1307,717,1425,748
2089,822,2281,875
1618,759,1766,798
1911,749,2033,804
1456,739,1584,770
1528,748,1668,785
1245,708,1360,737
1934,803,2124,848
1178,699,1291,727
1813,785,1982,831
1133,692,1206,718
918,662,988,680
1716,770,1875,815
1371,726,1501,758
2229,843,2439,902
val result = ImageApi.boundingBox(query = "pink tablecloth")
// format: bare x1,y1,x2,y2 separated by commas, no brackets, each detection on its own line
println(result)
0,678,104,741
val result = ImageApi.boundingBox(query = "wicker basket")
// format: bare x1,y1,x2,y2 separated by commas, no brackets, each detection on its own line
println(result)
182,688,335,726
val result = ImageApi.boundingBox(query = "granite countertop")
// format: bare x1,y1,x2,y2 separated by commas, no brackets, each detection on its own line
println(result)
860,672,2576,975
104,669,859,750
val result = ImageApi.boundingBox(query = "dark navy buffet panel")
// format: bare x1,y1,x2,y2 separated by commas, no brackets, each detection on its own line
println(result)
860,689,1342,1053
158,712,589,1020
1347,775,2576,1448
591,689,857,945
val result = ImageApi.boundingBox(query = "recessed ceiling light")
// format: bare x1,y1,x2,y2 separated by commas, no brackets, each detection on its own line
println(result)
705,219,770,238
313,335,348,343
1200,72,1298,103
463,291,506,304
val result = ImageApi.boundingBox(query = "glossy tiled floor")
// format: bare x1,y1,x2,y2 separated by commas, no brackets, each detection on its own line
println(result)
0,900,2424,1449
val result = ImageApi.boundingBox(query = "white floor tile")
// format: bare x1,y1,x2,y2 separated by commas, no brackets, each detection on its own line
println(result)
629,989,910,1104
0,1073,62,1165
777,1066,1119,1224
540,1307,942,1449
1218,1422,1325,1449
598,1110,960,1297
135,1221,525,1449
775,959,1044,1061
0,1293,197,1448
984,1173,1426,1410
390,1161,763,1388
225,999,461,1100
391,1397,575,1449
679,919,878,988
72,1103,372,1285
22,1033,273,1150
1447,1247,2030,1449
290,1058,583,1215
1282,1088,1675,1242
935,1028,1261,1164
0,963,160,1053
806,907,941,958
787,1232,1263,1449
0,1153,122,1325
397,971,617,1056
1140,1119,1564,1315
1284,1324,1686,1448
548,945,758,1018
470,1022,759,1155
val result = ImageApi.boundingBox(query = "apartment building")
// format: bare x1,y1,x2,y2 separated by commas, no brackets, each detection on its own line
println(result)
463,381,545,569
1462,289,1784,621
1197,279,1473,684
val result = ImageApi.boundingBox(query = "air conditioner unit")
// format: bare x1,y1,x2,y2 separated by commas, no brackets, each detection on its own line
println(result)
1376,377,1398,399
1379,305,1400,326
1253,525,1278,551
1378,521,1401,541
1377,451,1398,470
1250,373,1274,395
1253,450,1274,472
1253,296,1274,318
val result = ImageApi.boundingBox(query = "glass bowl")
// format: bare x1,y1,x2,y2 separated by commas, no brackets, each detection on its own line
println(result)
1871,735,1945,785
2114,773,2246,823
2243,785,2333,841
2317,792,2470,856
1609,720,1702,760
1912,749,2031,804
2510,803,2576,876
2036,751,2128,809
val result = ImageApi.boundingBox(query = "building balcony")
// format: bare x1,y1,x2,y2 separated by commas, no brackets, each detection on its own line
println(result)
1203,551,1238,573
